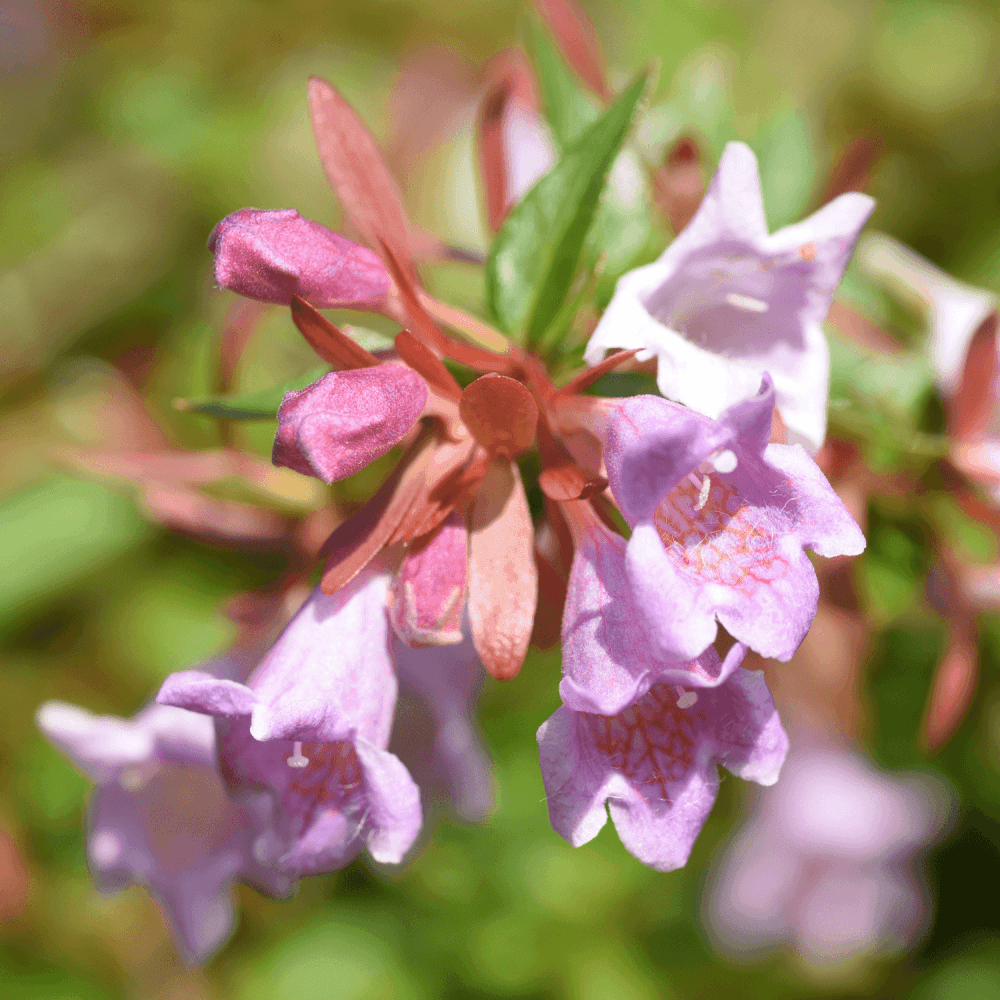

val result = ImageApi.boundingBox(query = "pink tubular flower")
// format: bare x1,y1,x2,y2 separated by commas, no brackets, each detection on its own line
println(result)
702,741,953,966
604,376,865,663
273,366,428,484
559,499,749,715
585,142,875,452
537,667,788,871
156,571,422,875
36,698,291,964
208,208,391,310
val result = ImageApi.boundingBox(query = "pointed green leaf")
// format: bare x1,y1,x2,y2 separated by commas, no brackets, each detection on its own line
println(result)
525,18,598,148
179,365,330,420
486,72,648,347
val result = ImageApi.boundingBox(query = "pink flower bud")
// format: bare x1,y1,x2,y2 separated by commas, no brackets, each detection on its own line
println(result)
273,366,427,484
209,208,390,309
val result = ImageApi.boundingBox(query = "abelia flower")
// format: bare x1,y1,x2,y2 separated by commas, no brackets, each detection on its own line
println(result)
559,498,749,715
391,634,495,824
585,141,875,452
702,741,952,966
537,667,788,871
36,697,291,964
157,570,422,875
603,376,865,662
209,208,391,310
272,365,427,484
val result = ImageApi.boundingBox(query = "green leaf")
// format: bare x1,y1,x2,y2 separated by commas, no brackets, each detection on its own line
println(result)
0,477,148,621
827,331,945,465
179,365,330,420
755,109,817,230
485,72,648,348
524,18,598,148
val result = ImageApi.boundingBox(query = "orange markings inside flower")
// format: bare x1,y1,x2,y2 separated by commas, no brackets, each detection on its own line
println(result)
459,374,539,460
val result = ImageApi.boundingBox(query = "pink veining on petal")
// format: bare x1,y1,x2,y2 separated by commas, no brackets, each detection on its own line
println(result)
583,685,700,803
209,208,391,309
273,366,427,484
653,466,789,597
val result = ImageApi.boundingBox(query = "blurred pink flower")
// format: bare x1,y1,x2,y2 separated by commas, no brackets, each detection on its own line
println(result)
702,741,952,966
391,634,495,824
37,695,292,964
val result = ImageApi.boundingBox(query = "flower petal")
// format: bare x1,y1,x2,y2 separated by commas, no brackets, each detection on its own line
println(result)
354,739,423,863
157,672,259,718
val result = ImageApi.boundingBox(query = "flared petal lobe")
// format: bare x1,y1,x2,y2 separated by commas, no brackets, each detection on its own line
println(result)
559,502,748,716
603,381,864,662
273,366,427,484
209,208,391,309
537,669,788,871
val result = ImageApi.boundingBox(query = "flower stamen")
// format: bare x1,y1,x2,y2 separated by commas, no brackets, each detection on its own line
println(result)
725,292,769,313
694,475,711,512
675,686,698,709
287,741,310,768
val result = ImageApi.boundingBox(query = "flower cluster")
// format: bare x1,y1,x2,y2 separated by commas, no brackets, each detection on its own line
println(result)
39,13,874,964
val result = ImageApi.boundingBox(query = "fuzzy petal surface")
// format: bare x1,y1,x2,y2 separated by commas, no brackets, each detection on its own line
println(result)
157,571,422,875
273,366,427,484
559,514,748,714
209,208,390,309
388,512,468,646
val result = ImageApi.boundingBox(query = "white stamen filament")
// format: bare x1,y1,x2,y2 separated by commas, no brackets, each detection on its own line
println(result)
725,292,769,313
675,686,698,709
694,475,711,512
287,741,309,768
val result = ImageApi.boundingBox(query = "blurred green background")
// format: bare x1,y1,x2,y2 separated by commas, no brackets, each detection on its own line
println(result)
4,0,1000,997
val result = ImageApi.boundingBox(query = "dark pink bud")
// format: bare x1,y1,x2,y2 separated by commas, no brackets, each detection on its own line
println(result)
273,366,427,483
389,513,468,647
208,208,391,309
